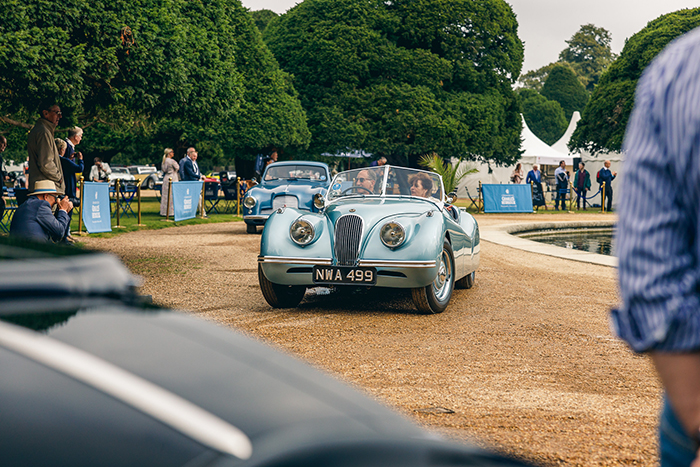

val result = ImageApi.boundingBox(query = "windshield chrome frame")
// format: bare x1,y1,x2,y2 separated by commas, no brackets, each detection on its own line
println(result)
325,165,446,209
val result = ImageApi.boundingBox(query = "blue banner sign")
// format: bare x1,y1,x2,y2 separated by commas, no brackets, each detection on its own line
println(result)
482,184,533,213
82,182,112,233
172,181,203,221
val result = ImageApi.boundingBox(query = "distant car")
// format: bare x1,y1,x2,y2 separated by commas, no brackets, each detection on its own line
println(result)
258,165,480,314
0,237,527,467
243,161,331,234
108,166,136,186
127,165,162,190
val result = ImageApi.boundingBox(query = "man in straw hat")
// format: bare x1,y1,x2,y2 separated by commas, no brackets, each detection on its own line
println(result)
10,180,73,243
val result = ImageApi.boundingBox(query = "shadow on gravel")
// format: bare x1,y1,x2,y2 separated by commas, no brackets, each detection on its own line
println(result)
296,286,421,315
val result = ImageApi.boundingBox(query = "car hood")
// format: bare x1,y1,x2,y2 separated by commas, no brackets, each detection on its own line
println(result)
14,309,427,451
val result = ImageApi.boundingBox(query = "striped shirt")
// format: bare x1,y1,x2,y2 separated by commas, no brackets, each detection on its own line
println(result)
612,26,700,353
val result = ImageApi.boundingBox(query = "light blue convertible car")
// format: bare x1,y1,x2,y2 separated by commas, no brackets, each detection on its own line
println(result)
258,165,480,314
243,161,331,234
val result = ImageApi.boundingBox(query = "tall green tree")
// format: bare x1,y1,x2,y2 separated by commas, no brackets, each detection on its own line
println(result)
570,8,700,155
518,24,615,92
0,0,309,169
559,24,616,91
518,89,567,145
264,0,524,167
541,64,589,121
250,9,278,34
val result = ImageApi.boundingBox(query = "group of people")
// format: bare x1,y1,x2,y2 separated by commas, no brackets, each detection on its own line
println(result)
8,102,80,244
511,160,617,211
158,146,208,217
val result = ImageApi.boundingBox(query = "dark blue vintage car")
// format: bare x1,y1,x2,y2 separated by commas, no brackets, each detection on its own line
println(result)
243,161,331,234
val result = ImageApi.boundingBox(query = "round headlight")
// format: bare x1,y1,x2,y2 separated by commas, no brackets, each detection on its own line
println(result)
380,222,405,248
244,196,256,209
290,219,315,245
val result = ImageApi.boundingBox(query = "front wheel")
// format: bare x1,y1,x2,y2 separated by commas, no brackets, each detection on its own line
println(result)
146,177,155,190
246,223,257,234
412,239,455,314
258,265,306,308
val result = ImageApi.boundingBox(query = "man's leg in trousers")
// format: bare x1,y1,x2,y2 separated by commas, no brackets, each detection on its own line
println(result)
606,187,613,212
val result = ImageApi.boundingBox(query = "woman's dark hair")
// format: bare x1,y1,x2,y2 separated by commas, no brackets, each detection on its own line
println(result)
411,172,433,194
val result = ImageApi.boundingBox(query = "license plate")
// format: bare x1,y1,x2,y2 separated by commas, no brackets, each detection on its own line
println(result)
312,266,376,285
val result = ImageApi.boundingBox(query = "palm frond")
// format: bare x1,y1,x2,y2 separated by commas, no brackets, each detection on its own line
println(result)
418,153,477,194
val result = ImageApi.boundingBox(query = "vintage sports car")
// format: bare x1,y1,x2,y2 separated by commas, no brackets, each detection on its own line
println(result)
243,161,331,234
0,237,524,467
258,165,480,314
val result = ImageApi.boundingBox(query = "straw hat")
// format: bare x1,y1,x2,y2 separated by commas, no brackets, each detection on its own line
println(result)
30,180,60,196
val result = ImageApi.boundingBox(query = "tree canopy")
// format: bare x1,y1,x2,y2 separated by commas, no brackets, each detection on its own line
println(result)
0,0,309,170
570,8,700,155
518,89,567,145
264,0,524,166
559,24,615,91
518,24,615,92
251,9,278,34
541,64,589,121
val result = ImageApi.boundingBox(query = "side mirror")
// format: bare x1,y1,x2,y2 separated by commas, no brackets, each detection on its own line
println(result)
313,192,326,210
446,191,457,204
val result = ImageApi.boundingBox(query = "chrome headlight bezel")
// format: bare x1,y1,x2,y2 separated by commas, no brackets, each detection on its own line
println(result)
290,219,315,246
380,222,405,249
244,196,256,209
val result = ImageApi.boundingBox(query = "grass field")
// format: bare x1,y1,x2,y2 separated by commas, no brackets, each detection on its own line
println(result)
70,195,242,238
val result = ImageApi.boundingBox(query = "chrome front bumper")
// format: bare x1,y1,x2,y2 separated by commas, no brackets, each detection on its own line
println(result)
258,256,438,288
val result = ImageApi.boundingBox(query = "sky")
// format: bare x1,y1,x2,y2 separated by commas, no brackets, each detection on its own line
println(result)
240,0,700,73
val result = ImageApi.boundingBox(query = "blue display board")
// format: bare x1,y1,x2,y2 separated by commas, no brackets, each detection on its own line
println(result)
172,181,203,221
82,182,112,233
482,184,533,213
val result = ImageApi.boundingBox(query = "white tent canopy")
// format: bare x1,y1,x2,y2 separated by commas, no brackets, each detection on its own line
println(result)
551,111,581,156
519,114,572,166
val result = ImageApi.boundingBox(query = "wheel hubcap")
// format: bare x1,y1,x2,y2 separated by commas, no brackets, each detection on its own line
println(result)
432,249,452,302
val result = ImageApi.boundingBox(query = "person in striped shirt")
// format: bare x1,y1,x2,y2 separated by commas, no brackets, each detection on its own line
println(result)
613,26,700,467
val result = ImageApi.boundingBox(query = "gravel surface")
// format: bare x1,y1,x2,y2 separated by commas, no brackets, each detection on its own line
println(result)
81,213,660,466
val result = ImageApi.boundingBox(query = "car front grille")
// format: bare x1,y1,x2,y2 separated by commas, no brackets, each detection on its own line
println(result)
272,195,299,210
334,214,363,266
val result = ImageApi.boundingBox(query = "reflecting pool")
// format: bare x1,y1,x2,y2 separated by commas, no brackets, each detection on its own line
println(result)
518,229,615,256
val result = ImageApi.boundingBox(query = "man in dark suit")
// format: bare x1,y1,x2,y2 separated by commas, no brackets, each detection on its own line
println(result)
180,147,207,217
10,180,73,243
64,126,82,160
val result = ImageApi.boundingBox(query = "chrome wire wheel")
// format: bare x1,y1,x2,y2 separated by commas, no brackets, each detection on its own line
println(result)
432,249,452,302
412,239,455,314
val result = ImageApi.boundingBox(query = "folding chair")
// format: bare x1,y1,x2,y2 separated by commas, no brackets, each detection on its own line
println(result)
464,185,480,212
204,181,221,214
119,182,138,218
220,182,238,214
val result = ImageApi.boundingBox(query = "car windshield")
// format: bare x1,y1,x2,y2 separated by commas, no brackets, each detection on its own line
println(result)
328,166,443,202
113,168,128,174
263,165,328,182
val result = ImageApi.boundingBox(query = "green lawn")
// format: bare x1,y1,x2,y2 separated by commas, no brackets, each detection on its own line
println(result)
71,195,242,238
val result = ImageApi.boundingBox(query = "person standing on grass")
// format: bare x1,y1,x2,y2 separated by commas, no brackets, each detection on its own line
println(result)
526,164,546,210
181,147,207,218
598,160,616,212
28,101,64,195
160,148,179,216
58,137,83,243
554,160,568,211
612,26,700,467
573,162,591,210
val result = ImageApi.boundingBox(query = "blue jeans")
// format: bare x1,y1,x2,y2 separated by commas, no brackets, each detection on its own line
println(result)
660,397,697,467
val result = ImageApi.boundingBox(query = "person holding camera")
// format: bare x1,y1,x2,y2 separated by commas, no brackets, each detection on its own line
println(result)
90,157,111,182
10,180,73,243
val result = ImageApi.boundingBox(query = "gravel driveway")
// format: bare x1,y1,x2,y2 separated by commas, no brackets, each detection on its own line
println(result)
81,213,659,466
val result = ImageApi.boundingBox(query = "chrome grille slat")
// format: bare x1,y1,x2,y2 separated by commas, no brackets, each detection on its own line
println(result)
334,215,363,266
272,195,298,210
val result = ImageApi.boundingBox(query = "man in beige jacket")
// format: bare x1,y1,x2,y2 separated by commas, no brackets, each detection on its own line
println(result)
28,101,65,194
